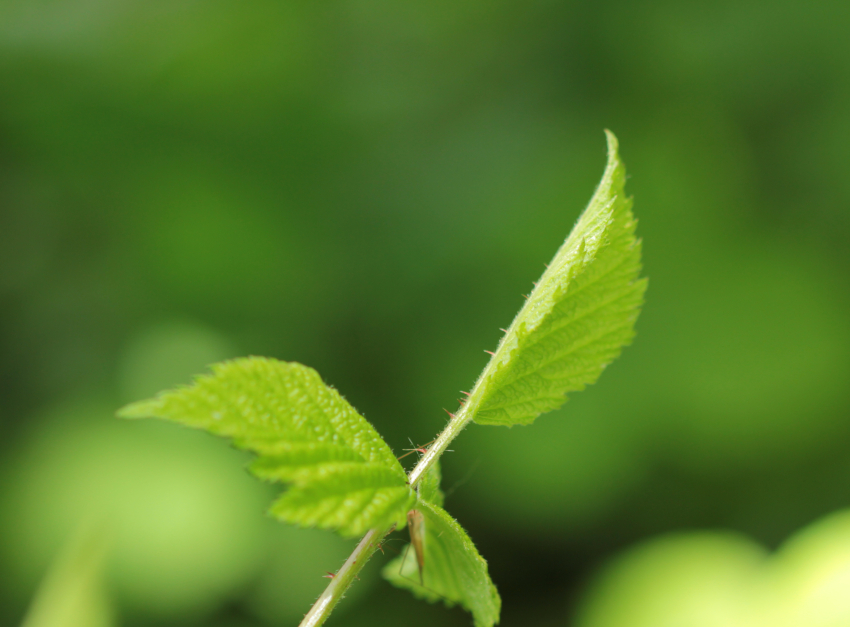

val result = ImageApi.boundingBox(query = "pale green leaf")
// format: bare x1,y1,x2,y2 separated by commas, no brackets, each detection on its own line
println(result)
468,130,646,427
118,357,415,537
383,463,500,627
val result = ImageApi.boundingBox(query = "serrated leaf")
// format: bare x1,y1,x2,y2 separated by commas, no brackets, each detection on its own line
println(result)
118,357,415,537
468,130,646,427
383,463,500,627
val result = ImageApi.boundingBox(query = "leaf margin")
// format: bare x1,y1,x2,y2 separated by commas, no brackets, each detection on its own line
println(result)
118,356,416,537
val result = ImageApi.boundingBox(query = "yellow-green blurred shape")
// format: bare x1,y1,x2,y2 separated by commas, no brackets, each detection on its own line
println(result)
1,321,269,620
21,524,114,627
764,510,850,627
0,401,269,619
574,511,850,627
574,532,766,627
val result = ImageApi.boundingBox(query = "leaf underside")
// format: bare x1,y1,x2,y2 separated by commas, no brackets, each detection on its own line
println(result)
118,357,415,537
470,130,646,427
383,464,501,627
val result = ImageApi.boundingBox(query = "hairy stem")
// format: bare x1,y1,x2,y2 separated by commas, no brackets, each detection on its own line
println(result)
408,342,499,487
298,526,390,627
407,405,474,487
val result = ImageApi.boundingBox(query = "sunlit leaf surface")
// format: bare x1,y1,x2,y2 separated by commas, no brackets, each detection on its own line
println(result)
120,357,415,537
468,131,646,427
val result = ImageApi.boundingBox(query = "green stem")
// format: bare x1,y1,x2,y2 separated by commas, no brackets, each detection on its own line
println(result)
407,403,474,487
298,526,390,627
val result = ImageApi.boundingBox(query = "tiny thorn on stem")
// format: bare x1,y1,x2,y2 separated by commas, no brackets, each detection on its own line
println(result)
443,408,456,419
484,350,495,356
397,438,437,460
460,390,471,397
499,328,508,333
323,572,335,579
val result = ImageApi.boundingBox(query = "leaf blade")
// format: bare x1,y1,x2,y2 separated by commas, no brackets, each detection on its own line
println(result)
383,500,501,627
118,357,415,537
468,130,646,427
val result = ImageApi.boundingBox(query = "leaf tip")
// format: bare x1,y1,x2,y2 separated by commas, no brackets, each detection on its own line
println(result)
116,400,158,420
603,128,619,156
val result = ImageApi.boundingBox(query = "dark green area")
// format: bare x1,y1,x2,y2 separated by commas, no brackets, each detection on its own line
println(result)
2,1,850,626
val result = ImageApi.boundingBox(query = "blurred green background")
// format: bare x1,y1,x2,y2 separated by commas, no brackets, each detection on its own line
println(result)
2,1,850,626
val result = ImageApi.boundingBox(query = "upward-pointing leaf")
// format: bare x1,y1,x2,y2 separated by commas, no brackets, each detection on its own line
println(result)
118,357,416,537
467,130,646,427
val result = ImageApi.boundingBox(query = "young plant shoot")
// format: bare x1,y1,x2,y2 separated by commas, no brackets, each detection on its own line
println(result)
118,130,646,627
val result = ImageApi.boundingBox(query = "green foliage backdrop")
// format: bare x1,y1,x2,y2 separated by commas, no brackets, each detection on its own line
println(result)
1,1,850,626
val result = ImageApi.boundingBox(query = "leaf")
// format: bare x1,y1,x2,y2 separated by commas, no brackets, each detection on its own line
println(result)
468,130,646,427
383,463,501,627
119,357,416,537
